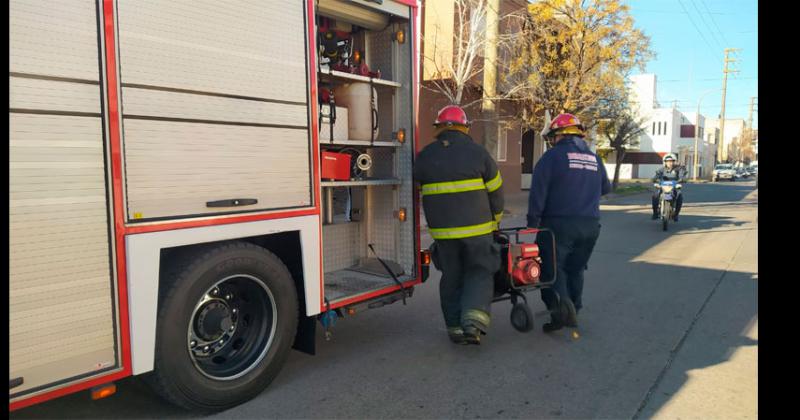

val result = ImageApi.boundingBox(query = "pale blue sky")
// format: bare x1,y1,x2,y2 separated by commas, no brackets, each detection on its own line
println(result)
627,0,758,128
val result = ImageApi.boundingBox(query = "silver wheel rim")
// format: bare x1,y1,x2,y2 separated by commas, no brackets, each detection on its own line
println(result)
187,274,278,381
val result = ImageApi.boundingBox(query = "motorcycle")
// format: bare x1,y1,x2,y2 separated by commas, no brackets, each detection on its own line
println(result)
654,180,682,231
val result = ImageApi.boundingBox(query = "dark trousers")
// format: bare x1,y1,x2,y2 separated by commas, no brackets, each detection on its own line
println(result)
432,234,501,331
537,217,601,312
652,190,683,216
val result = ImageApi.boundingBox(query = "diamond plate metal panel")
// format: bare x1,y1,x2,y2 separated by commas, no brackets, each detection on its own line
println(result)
322,221,364,273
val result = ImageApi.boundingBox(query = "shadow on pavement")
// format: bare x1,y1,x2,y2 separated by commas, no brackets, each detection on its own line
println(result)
11,184,757,420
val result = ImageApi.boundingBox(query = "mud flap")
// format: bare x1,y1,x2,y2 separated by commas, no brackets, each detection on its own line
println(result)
292,315,316,355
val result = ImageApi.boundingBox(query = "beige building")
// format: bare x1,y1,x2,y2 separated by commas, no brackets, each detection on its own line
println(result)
420,0,530,191
705,118,748,163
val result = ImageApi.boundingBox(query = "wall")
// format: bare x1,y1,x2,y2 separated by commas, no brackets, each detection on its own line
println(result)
418,85,522,192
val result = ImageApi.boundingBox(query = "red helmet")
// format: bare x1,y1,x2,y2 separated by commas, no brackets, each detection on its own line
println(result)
434,105,470,127
547,113,585,137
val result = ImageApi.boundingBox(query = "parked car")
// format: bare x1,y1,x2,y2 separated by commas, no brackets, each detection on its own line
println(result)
713,164,736,182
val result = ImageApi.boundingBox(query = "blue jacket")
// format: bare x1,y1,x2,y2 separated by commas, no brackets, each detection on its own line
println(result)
527,136,612,227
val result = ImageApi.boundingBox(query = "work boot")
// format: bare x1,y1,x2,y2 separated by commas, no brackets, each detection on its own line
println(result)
673,214,680,222
447,327,469,345
651,213,659,220
560,297,578,327
542,314,564,333
462,325,482,345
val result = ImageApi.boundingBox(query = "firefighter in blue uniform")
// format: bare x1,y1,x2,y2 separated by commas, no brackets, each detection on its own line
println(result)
527,113,611,332
415,105,504,345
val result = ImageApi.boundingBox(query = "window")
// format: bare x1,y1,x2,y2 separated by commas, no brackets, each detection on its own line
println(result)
497,126,508,162
652,122,656,135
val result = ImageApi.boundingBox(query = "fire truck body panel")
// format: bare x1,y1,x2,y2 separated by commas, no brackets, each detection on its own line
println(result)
10,0,421,411
125,215,322,375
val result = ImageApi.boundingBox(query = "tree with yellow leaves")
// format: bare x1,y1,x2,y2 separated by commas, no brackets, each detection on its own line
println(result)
503,0,654,134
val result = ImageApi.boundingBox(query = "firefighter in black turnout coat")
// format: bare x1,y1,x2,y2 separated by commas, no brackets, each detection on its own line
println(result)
414,105,504,345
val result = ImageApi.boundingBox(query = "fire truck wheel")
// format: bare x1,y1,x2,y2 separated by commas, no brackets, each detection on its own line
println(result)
510,303,534,332
144,241,299,411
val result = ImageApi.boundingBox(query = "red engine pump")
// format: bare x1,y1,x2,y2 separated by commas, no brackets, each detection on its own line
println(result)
510,243,542,287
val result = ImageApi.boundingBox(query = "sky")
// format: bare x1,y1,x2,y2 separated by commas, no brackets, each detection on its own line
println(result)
626,0,758,128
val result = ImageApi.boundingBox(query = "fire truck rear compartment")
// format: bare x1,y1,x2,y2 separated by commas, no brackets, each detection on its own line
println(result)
317,4,417,305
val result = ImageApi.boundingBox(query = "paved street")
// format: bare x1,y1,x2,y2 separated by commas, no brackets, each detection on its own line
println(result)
12,180,757,420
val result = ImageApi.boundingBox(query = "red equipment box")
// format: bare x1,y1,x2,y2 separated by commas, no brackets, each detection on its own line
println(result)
321,151,351,180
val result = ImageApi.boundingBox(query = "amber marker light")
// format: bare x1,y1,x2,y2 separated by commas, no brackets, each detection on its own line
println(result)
396,30,405,44
421,250,432,265
91,383,117,400
396,207,407,222
395,128,406,143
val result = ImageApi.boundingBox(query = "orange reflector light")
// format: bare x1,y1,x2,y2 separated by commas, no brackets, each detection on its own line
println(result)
347,308,356,315
396,30,405,44
395,129,406,143
396,208,407,222
354,50,362,63
91,383,116,400
422,250,432,266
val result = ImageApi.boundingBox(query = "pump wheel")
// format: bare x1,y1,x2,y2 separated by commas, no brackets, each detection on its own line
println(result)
510,303,534,332
143,242,298,411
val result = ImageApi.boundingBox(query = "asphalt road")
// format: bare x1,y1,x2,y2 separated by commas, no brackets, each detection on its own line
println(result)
12,180,758,419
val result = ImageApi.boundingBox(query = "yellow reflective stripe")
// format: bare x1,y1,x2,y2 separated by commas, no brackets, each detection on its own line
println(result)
421,177,486,196
485,171,503,193
429,221,496,240
494,212,503,222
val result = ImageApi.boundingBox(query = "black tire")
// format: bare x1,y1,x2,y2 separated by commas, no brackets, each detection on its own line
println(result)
143,242,299,412
510,303,534,332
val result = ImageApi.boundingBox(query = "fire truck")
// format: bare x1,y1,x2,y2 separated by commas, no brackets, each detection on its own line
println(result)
10,0,425,411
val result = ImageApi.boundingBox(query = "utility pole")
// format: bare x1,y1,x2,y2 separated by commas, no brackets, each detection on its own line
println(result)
718,48,740,164
746,96,757,162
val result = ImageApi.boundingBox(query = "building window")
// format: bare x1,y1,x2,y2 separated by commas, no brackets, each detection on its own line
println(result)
497,126,508,162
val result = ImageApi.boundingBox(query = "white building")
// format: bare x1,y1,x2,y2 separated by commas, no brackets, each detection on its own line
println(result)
704,118,747,163
604,74,709,180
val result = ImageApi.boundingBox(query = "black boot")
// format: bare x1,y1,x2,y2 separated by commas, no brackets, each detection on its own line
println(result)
560,297,578,327
447,327,469,345
652,213,659,220
462,325,482,345
543,315,564,333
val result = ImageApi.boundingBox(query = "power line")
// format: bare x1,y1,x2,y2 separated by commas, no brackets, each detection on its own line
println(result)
676,0,723,65
699,0,731,46
690,0,724,51
656,77,757,83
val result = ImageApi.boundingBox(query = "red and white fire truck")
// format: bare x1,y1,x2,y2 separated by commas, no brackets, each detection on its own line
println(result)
10,0,425,411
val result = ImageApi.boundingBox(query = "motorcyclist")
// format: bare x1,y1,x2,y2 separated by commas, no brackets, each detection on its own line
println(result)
652,154,687,221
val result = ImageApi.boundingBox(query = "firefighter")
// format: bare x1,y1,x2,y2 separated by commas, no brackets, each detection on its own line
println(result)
415,105,504,345
527,113,611,332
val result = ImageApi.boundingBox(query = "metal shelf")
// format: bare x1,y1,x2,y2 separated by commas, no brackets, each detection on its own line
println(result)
318,69,402,88
321,178,401,187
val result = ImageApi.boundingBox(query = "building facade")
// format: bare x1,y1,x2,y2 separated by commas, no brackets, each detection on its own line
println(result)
605,74,710,180
420,0,528,191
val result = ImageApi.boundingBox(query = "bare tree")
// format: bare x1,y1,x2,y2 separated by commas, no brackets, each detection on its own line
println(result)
422,1,529,104
598,110,647,190
422,0,489,105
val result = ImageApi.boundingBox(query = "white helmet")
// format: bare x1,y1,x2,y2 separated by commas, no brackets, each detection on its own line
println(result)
663,153,677,164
